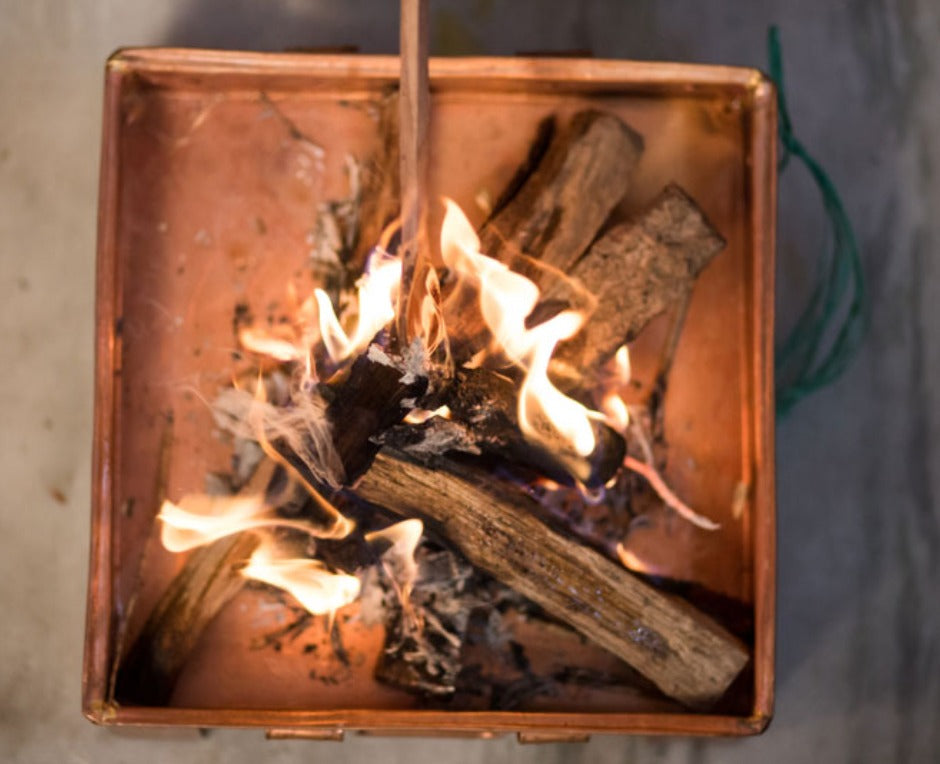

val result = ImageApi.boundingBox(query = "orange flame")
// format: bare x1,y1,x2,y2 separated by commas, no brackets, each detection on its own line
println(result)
314,250,401,362
365,518,423,608
238,327,305,363
439,198,598,459
158,494,353,553
242,540,361,615
418,267,448,356
237,249,402,371
600,344,632,433
614,541,666,576
403,405,451,425
159,493,362,617
615,542,647,573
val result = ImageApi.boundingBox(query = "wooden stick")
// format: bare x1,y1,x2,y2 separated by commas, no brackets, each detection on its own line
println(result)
396,0,431,343
114,533,259,706
354,451,749,707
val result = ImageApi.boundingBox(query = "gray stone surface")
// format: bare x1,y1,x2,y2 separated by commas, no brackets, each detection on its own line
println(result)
1,1,938,761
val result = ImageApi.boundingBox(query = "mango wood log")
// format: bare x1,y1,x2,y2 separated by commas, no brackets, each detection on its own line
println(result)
553,183,726,372
480,109,643,273
354,450,749,707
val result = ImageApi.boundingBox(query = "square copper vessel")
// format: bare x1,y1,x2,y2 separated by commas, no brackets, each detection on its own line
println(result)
84,49,776,740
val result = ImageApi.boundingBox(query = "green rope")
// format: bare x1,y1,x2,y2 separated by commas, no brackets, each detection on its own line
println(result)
768,26,868,416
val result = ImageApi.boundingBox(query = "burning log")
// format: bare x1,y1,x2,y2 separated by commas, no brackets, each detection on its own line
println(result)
114,532,259,705
439,367,625,488
444,110,644,359
377,365,627,488
324,340,428,481
354,450,748,708
553,184,726,373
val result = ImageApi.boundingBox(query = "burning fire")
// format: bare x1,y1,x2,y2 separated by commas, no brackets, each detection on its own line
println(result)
600,344,632,433
365,518,424,610
615,542,649,573
314,249,402,363
159,492,424,618
439,199,599,458
238,327,306,363
236,246,403,379
162,198,718,622
242,541,361,615
158,494,344,553
238,199,622,465
403,405,451,425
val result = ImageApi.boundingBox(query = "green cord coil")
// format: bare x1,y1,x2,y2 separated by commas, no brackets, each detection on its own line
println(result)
767,26,868,416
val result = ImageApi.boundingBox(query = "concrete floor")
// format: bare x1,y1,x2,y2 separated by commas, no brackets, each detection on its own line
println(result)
2,1,939,761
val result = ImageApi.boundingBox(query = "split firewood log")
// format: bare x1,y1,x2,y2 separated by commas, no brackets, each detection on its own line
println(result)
354,450,749,707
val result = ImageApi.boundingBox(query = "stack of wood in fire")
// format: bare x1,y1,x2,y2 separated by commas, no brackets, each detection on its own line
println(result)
115,102,751,713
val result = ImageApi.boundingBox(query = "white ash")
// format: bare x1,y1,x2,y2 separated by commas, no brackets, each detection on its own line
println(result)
365,344,395,368
363,339,428,387
375,418,482,460
398,338,428,385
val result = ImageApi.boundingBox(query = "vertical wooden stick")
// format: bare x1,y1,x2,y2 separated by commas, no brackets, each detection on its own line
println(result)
397,0,430,344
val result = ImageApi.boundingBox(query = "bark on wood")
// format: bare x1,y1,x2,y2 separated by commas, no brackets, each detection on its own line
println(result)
553,184,726,373
354,451,749,707
114,533,259,706
443,110,643,361
480,110,643,273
